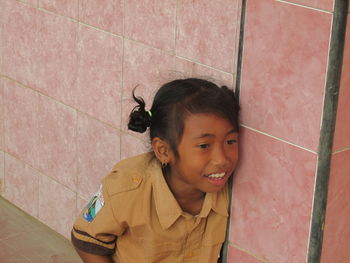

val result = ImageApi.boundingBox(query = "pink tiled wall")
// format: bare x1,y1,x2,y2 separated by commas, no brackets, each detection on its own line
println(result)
0,0,241,240
228,0,335,263
321,12,350,263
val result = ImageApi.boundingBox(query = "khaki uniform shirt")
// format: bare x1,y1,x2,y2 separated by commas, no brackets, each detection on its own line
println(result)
72,153,229,263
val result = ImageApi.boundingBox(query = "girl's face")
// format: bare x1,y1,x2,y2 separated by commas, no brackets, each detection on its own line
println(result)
168,113,238,194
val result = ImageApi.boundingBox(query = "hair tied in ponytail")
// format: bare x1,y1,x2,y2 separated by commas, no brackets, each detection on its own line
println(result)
127,88,152,133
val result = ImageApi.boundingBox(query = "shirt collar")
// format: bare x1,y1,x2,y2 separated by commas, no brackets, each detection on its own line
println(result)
148,157,229,230
209,185,229,217
150,159,182,230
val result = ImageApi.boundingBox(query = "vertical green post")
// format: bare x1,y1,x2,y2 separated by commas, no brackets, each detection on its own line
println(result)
307,2,348,263
221,0,247,261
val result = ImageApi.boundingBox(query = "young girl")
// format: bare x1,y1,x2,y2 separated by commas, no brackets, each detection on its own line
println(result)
71,78,240,263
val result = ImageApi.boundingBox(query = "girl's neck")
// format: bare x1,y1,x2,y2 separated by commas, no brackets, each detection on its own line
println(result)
164,171,205,215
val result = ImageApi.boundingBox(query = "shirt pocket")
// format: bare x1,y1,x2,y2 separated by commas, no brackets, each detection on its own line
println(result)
200,233,225,263
144,240,183,262
203,230,226,246
129,224,184,262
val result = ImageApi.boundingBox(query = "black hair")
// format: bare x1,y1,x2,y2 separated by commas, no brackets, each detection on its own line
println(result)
128,78,240,157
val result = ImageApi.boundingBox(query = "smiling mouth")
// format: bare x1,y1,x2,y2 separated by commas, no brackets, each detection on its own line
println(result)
205,172,226,179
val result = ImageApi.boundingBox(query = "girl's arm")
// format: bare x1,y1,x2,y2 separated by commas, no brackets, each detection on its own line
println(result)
74,247,114,263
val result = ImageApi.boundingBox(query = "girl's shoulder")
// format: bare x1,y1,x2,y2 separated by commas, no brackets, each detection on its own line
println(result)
102,152,155,196
112,152,154,171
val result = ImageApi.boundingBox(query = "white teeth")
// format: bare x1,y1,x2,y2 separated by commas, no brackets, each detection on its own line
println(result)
206,173,225,178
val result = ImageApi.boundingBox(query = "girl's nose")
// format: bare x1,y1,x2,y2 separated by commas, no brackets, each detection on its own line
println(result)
211,146,230,167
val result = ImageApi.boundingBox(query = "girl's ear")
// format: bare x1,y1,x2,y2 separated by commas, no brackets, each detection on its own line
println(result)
151,137,174,165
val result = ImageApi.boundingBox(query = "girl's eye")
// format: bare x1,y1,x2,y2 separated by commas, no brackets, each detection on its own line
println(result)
198,143,210,149
226,139,237,145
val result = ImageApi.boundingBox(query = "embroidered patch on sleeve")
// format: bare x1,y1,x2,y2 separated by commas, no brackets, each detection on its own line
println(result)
83,185,105,222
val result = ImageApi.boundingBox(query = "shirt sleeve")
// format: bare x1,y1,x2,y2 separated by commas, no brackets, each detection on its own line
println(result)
71,183,125,256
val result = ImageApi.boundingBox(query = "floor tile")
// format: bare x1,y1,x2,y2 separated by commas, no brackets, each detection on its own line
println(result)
0,198,43,241
0,241,32,263
0,197,82,263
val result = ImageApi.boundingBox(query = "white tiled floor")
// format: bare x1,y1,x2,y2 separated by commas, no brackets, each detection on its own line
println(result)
0,197,82,263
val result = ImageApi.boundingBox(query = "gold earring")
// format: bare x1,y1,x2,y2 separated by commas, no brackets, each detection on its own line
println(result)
161,161,168,168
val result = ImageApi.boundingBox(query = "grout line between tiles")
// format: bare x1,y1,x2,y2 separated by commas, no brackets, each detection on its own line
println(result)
228,242,272,263
333,146,350,154
3,151,79,199
14,0,238,75
78,22,233,76
74,0,81,217
14,0,36,8
1,150,5,195
35,76,40,219
120,4,126,162
0,75,124,132
122,0,125,36
174,0,179,55
76,0,79,22
240,125,318,154
36,5,78,23
1,77,148,196
174,55,233,75
276,0,333,14
78,21,124,40
3,123,143,201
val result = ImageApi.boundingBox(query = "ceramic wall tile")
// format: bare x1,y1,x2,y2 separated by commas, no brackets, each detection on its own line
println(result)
227,245,266,263
38,175,76,238
3,79,39,168
240,0,332,151
177,0,240,72
321,150,350,263
79,0,123,35
0,79,4,150
175,58,234,88
34,9,78,106
230,127,317,263
122,40,175,134
120,132,149,160
37,95,77,191
4,154,39,218
287,0,333,11
77,113,120,200
0,1,38,87
327,151,350,205
333,18,350,151
0,151,4,194
125,0,176,51
76,24,123,128
38,0,78,19
18,0,38,6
